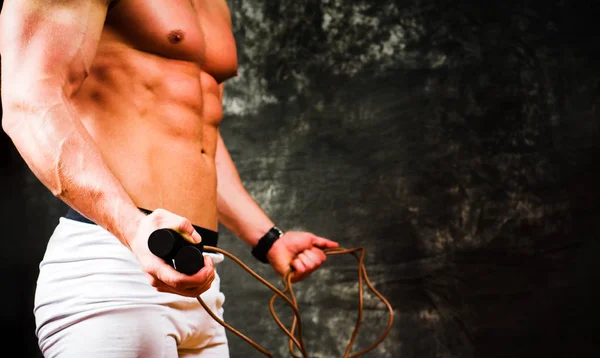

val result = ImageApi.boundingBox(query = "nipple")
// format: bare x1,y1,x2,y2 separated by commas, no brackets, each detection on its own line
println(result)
168,30,185,44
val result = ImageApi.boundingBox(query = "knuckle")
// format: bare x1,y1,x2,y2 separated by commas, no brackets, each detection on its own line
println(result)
151,213,163,226
180,290,196,298
147,277,160,288
172,281,188,291
154,208,167,215
177,219,191,231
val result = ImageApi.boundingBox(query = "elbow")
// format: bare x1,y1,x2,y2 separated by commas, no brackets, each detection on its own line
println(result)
1,116,10,136
1,96,19,137
1,98,28,139
1,88,63,138
2,108,20,139
1,70,77,135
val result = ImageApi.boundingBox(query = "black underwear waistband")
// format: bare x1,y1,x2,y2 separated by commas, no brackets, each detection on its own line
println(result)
65,207,219,247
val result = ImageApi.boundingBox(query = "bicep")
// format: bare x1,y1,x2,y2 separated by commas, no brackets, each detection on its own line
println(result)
0,0,109,104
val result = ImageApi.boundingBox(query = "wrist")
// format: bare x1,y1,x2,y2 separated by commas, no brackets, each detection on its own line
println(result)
265,235,283,264
245,221,276,247
116,208,146,249
251,226,284,264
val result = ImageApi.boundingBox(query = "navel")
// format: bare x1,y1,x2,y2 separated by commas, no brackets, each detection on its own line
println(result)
168,30,185,44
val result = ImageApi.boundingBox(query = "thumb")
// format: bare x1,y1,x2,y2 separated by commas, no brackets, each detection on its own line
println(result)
312,236,339,249
175,218,202,244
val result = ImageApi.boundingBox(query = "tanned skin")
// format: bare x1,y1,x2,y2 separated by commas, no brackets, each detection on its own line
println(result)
0,0,338,298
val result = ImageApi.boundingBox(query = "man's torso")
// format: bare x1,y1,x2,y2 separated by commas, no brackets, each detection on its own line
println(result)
72,0,238,230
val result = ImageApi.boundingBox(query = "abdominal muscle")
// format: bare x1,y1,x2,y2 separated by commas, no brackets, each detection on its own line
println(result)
71,38,222,231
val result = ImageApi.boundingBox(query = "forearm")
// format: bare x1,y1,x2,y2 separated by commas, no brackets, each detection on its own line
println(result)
215,133,274,246
2,89,143,246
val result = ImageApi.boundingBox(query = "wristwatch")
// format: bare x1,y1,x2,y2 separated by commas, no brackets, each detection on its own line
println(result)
251,226,284,263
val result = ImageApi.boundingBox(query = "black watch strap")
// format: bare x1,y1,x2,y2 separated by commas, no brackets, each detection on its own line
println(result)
251,226,284,263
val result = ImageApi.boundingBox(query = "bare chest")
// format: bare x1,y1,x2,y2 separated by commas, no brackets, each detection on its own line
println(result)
104,0,237,83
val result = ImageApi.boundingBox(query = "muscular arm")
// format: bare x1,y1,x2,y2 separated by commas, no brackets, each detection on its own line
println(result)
214,89,338,279
0,0,143,246
214,4,338,276
215,127,275,246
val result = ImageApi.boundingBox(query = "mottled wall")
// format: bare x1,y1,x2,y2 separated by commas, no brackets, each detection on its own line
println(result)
2,0,600,357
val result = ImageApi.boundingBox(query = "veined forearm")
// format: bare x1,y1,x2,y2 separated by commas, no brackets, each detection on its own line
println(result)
2,91,143,246
217,179,275,246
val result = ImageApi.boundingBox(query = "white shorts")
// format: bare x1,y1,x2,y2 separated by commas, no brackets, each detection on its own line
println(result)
34,217,229,358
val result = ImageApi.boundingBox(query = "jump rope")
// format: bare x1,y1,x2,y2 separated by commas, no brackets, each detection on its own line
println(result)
148,228,395,358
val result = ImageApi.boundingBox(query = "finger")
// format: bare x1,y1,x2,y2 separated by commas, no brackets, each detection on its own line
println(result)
302,249,322,268
312,236,339,249
297,253,315,270
150,263,215,297
155,285,179,295
153,261,186,288
174,257,215,290
297,248,329,282
160,273,214,297
144,256,177,287
146,272,184,295
292,273,309,283
291,266,312,283
157,284,209,298
145,272,162,289
294,253,318,282
308,247,327,263
180,276,215,297
173,217,202,244
152,278,183,295
291,257,307,276
154,210,201,244
154,255,213,292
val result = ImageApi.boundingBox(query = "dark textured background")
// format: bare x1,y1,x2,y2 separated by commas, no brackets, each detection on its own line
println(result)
1,0,600,357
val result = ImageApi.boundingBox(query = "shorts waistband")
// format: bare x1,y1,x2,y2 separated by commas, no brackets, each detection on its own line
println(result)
65,207,219,247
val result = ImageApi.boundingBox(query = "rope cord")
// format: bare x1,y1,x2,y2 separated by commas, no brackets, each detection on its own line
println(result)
197,245,395,357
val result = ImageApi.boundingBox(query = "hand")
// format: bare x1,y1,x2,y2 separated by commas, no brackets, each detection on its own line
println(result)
266,231,339,283
127,208,215,297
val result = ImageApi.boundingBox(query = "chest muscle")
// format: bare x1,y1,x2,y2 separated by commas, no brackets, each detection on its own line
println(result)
104,0,237,83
